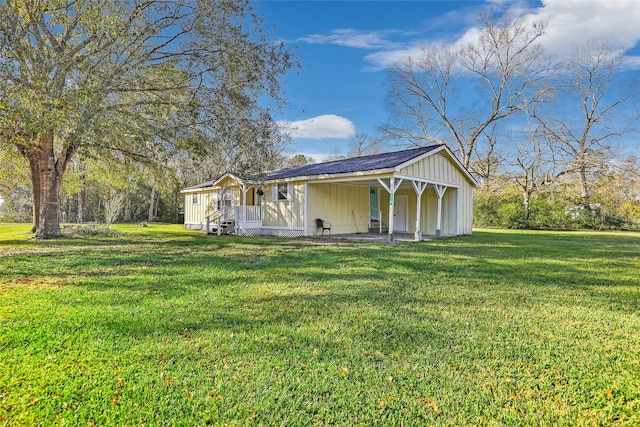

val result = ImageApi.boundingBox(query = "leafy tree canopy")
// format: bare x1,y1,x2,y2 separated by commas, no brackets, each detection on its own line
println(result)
0,0,295,237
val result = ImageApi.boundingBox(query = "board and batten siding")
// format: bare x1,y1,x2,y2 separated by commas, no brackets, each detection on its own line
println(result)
398,152,474,235
262,182,305,229
377,187,455,236
215,176,244,206
306,183,369,235
184,190,217,230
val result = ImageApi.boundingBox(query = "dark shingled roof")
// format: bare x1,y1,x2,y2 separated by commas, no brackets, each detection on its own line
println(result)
183,180,216,191
266,145,441,181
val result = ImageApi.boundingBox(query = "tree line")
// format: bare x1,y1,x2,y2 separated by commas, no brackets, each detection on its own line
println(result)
1,6,638,232
377,13,639,229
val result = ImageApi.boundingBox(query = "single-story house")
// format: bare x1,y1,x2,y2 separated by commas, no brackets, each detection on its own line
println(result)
181,145,478,242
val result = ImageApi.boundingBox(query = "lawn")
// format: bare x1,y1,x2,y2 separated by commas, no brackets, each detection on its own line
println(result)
0,224,639,426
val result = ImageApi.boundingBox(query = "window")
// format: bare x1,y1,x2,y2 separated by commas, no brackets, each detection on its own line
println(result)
272,183,293,202
191,193,199,205
216,192,233,210
277,183,288,201
223,193,233,207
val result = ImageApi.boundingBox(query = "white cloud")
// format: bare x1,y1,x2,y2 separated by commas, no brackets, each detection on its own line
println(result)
364,45,425,71
527,0,640,58
279,114,356,140
290,1,640,72
361,0,640,69
297,29,400,49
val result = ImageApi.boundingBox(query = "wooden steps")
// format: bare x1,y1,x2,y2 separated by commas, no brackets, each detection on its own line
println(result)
207,220,235,235
368,219,388,233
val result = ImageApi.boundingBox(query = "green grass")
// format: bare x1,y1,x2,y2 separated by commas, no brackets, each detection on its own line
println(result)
1,224,639,426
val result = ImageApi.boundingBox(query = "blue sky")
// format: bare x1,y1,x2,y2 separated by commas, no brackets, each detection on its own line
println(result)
257,0,640,161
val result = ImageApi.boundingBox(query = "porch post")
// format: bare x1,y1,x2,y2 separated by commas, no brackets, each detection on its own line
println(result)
388,178,395,243
217,189,222,236
434,184,447,238
411,181,427,241
241,184,249,236
456,189,460,236
303,182,308,236
377,177,403,243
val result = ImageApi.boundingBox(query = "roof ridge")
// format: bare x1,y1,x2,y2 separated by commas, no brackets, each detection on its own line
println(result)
288,145,436,170
266,145,441,181
328,145,433,163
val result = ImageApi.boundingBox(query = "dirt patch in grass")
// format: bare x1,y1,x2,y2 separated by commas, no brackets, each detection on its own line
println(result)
1,276,75,290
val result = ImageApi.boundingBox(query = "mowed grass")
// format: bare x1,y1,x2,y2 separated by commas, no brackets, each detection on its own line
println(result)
0,224,639,426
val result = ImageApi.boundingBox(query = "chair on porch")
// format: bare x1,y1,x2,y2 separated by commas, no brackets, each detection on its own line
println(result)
315,218,332,236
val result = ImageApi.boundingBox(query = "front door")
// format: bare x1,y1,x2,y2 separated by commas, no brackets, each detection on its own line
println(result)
369,187,379,220
394,195,408,231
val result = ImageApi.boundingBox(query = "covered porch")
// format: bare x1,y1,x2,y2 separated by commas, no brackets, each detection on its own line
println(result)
306,174,459,243
203,173,265,236
206,205,263,235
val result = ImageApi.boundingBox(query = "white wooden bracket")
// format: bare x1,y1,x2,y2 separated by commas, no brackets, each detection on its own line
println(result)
377,177,403,243
434,184,447,238
411,181,427,241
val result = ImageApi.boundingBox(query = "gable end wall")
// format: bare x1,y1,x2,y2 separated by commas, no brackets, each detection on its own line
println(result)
399,153,474,235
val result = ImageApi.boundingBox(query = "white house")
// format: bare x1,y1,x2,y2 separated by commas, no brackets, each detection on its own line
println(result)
182,145,478,242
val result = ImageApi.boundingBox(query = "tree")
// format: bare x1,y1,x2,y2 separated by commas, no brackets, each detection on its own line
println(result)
0,143,30,219
103,191,125,229
0,0,294,238
507,132,555,220
382,13,553,168
469,123,503,188
0,144,27,196
322,147,346,162
347,133,384,158
534,40,634,200
588,156,640,226
286,154,315,169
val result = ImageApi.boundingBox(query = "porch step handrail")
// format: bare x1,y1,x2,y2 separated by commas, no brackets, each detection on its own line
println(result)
207,205,262,235
369,207,383,233
205,206,234,234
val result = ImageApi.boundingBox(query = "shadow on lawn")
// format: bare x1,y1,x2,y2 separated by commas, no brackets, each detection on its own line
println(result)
389,232,640,313
4,230,639,356
84,276,450,360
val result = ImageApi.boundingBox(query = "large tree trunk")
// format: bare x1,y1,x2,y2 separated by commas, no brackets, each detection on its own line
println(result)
36,132,63,238
579,166,590,199
523,191,531,220
17,145,41,233
148,182,156,221
33,131,75,239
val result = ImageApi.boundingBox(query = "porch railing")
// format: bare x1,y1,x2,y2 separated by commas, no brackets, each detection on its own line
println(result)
206,205,262,234
236,205,262,222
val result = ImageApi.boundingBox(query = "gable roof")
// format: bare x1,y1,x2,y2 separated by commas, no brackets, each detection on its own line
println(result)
266,146,441,181
181,172,247,193
182,145,477,193
182,180,217,192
